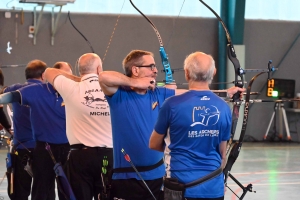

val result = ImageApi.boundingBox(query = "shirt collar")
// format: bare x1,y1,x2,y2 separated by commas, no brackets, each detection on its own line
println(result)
26,79,43,84
80,74,98,82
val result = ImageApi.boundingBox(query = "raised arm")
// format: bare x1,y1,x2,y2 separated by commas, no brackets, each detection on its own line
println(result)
226,86,246,98
44,68,81,85
98,71,155,96
0,91,20,104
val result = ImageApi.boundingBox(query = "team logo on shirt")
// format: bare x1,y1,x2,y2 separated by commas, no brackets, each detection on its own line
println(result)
200,96,210,100
81,89,109,111
83,91,107,105
190,105,220,127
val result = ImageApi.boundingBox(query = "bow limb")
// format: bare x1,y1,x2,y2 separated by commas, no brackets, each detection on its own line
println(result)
199,0,245,183
68,11,95,53
129,0,174,84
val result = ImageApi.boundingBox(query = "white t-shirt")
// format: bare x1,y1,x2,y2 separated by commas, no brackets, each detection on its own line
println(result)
54,74,112,147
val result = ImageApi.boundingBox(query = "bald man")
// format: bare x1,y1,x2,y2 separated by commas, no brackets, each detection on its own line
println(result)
150,52,231,200
53,61,73,74
45,53,113,200
2,60,47,200
0,60,74,200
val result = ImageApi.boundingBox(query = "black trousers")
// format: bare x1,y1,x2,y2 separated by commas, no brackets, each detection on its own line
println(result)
31,141,70,200
186,197,224,200
66,146,113,200
7,148,33,200
110,178,163,200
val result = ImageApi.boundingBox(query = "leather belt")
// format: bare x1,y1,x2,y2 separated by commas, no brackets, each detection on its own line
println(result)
70,143,107,150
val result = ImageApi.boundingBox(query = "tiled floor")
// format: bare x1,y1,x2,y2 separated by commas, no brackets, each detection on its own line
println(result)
0,142,299,200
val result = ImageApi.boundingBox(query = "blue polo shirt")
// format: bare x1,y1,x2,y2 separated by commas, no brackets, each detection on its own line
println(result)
106,86,175,180
18,83,68,144
154,90,231,198
4,79,42,149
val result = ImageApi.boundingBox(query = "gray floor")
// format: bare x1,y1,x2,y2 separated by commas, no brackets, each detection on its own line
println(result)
0,142,299,200
224,142,300,200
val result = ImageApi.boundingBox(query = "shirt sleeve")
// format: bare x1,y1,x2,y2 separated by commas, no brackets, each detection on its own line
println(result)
154,98,172,135
53,75,77,99
18,85,34,106
222,105,232,141
165,88,176,99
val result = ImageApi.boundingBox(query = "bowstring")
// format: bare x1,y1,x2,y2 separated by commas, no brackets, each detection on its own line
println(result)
102,0,126,63
165,0,186,48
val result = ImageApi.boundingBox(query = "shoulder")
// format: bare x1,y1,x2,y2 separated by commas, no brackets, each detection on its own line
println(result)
4,83,23,92
154,87,175,96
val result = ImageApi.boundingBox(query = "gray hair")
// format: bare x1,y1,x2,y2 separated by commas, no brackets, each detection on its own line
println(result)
78,53,102,75
183,52,215,84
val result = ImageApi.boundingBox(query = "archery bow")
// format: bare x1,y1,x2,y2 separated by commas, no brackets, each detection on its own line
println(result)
68,11,95,53
129,0,174,84
199,0,244,159
200,1,277,199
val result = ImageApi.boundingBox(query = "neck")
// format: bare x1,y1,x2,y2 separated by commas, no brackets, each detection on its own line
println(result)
28,78,43,82
131,87,147,94
188,80,210,91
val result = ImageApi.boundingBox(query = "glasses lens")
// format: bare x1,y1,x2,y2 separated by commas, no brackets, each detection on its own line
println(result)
151,64,156,71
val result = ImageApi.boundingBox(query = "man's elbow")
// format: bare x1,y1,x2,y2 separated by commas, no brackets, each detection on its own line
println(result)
149,142,156,150
149,143,164,152
44,68,55,84
98,71,107,83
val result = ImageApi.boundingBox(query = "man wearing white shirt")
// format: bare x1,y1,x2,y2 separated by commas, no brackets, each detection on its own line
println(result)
45,53,113,200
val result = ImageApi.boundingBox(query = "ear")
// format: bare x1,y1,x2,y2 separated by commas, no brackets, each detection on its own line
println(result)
41,72,46,82
97,65,102,74
185,69,189,81
132,66,139,77
213,68,217,76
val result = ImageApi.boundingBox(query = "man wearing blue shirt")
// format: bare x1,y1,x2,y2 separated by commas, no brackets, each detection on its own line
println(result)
0,61,73,200
3,60,47,200
150,52,231,200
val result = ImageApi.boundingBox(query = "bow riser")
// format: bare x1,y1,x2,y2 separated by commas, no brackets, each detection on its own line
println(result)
129,0,174,84
159,47,173,84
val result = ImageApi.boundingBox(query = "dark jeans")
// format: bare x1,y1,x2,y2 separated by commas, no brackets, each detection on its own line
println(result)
66,146,113,200
31,141,70,200
7,148,33,200
110,178,163,200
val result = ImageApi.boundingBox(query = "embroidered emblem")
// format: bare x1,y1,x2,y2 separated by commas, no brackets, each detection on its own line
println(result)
152,101,158,110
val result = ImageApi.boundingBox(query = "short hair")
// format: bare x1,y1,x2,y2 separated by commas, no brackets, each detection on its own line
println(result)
78,54,101,75
25,60,47,80
53,62,72,70
0,69,4,86
122,50,154,77
183,52,215,83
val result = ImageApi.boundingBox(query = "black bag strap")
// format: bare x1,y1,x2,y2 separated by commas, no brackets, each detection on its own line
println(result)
113,158,164,173
184,166,223,188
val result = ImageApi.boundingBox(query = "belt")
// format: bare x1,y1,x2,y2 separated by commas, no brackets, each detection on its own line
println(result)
70,144,107,150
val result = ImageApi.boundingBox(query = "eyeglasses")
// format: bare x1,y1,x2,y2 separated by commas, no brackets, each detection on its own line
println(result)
135,64,157,71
